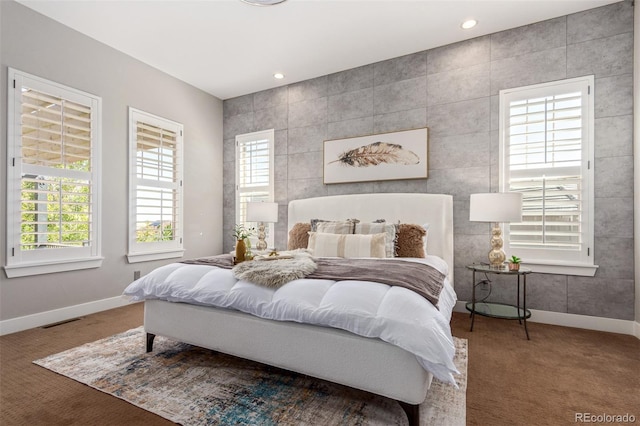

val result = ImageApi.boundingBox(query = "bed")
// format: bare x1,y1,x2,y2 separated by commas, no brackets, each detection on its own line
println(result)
125,193,457,426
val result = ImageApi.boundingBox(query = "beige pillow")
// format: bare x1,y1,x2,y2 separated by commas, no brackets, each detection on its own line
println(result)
288,222,311,250
354,222,397,257
307,232,387,258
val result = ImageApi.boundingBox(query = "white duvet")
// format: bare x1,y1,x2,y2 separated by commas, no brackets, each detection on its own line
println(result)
123,255,459,384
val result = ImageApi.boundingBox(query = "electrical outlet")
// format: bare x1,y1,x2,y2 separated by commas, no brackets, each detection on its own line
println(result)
134,270,141,280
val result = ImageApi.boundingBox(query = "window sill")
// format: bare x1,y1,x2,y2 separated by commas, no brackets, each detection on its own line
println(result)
4,257,104,278
126,249,185,264
522,261,598,277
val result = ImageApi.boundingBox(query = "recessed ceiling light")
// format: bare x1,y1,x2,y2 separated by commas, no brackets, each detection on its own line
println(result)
461,19,477,29
274,73,285,79
240,0,287,5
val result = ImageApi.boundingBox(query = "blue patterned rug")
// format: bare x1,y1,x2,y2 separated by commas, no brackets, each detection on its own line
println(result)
34,327,466,425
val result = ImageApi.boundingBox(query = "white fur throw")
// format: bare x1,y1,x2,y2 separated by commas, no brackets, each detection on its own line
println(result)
232,250,318,288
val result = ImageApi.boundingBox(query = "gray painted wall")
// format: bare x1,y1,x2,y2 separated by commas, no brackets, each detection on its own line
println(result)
223,1,634,320
0,1,224,321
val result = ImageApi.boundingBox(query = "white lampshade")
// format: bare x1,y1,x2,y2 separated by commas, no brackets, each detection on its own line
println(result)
247,202,278,223
469,193,522,223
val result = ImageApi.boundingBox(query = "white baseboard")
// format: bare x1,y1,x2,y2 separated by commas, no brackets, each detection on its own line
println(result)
454,301,639,338
0,296,134,336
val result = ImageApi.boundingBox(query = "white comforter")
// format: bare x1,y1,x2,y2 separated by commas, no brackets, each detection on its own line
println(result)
123,255,459,384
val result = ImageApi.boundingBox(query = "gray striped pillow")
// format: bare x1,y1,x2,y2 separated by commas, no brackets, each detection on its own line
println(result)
311,219,355,234
354,222,398,257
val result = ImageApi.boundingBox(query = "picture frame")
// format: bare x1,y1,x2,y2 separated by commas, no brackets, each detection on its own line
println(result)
323,127,428,184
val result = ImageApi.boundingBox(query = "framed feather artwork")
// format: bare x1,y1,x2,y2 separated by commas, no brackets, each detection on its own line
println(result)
323,128,428,184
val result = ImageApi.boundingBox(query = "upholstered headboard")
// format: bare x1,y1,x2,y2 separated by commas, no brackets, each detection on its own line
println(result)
288,193,454,284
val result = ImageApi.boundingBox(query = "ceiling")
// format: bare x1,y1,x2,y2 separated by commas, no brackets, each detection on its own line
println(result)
17,0,620,100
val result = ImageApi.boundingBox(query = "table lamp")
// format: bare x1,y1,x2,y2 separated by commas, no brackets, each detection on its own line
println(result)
246,201,278,251
469,192,523,269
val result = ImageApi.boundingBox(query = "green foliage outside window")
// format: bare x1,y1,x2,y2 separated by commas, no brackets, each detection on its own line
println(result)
136,222,175,243
20,160,91,250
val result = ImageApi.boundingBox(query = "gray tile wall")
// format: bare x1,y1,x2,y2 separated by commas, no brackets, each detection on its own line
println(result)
223,2,634,320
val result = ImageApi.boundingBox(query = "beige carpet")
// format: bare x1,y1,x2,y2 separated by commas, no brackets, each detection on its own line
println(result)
34,327,467,425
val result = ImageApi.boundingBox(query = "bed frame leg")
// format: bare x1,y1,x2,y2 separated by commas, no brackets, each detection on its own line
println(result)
398,401,419,426
146,333,156,352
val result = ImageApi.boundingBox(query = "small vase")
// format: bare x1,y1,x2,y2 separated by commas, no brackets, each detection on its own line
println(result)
235,239,246,263
508,262,520,271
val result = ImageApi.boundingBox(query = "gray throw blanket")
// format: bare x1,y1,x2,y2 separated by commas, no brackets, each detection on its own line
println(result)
183,254,445,306
308,258,445,307
182,254,235,269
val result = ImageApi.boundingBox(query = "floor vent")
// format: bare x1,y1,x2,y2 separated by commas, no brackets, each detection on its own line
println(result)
41,317,82,329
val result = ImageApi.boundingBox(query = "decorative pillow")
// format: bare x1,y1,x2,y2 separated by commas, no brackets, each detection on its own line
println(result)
354,222,398,258
395,224,427,258
307,232,387,258
310,219,356,234
288,222,312,250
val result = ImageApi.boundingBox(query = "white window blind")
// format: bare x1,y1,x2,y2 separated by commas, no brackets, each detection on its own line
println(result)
499,76,596,276
127,108,184,263
236,130,275,247
5,68,103,277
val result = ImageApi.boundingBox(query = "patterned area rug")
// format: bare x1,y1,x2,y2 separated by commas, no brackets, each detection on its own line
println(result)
34,327,467,425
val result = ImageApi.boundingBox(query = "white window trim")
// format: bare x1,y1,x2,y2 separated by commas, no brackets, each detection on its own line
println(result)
126,107,184,263
126,249,184,264
4,68,103,278
235,129,275,249
499,76,597,277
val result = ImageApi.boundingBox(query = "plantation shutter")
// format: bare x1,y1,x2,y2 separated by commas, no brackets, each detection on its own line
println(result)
134,122,179,242
507,92,583,250
236,130,274,225
500,76,594,272
5,68,103,277
127,108,183,262
20,90,94,250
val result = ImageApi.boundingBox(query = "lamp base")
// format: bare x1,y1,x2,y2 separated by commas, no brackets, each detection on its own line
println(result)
488,223,506,269
256,222,267,251
488,249,506,269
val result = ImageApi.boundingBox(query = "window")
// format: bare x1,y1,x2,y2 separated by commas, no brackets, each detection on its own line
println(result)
127,108,184,263
235,130,275,248
499,76,597,276
5,68,102,278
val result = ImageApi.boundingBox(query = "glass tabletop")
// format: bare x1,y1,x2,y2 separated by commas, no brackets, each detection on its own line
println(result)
466,264,531,275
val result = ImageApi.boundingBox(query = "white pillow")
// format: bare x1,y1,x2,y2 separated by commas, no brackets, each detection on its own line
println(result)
307,232,387,258
422,223,430,254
